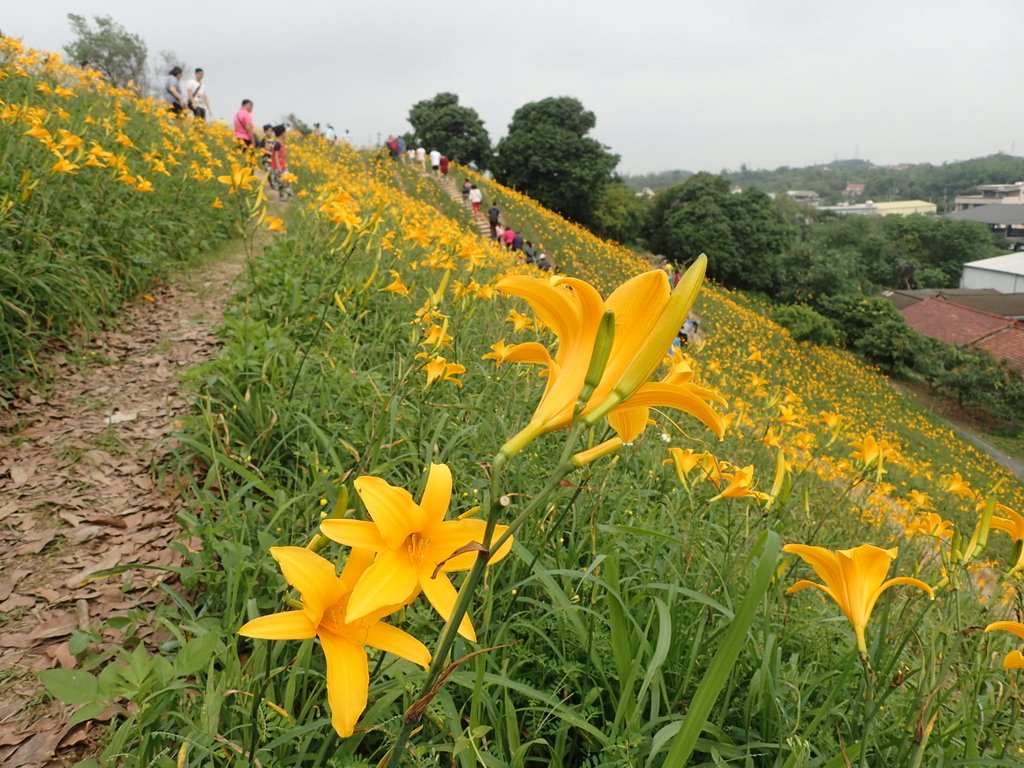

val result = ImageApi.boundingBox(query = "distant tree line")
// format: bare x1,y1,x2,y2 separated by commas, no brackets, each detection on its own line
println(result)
623,154,1024,211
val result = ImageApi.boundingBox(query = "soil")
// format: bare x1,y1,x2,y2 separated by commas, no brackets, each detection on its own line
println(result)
0,243,248,767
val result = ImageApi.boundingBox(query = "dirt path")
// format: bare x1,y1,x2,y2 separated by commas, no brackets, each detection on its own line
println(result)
0,243,249,767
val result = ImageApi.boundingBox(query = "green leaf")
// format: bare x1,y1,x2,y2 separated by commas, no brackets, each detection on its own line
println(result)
68,700,108,727
654,530,781,768
174,632,223,678
38,668,99,705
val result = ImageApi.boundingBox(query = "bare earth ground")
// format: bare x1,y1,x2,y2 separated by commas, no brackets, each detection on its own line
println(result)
0,245,246,767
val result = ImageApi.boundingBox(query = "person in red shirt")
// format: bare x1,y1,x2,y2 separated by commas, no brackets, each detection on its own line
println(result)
269,125,293,200
439,155,449,178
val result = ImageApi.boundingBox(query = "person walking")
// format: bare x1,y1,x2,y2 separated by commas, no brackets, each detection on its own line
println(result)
487,202,500,239
439,154,449,180
429,149,441,175
186,67,210,119
163,66,185,115
468,184,483,214
233,99,257,150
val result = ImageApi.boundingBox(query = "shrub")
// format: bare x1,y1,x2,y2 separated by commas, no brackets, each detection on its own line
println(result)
770,304,840,345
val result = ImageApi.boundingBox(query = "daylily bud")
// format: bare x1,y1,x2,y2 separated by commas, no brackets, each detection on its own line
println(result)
585,255,706,426
571,437,623,467
577,311,616,410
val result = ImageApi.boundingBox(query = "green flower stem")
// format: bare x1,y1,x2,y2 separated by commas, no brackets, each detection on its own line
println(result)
386,423,587,765
856,655,876,768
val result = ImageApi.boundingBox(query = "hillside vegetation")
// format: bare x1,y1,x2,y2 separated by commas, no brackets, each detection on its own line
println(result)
0,37,251,403
8,44,1024,767
626,153,1024,208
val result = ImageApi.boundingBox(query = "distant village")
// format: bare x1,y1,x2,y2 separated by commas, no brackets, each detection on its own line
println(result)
789,182,1024,374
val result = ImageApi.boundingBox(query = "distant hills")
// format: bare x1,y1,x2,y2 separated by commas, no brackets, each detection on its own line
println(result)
622,153,1024,210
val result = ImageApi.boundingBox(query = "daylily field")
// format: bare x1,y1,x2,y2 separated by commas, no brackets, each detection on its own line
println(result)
4,40,1024,768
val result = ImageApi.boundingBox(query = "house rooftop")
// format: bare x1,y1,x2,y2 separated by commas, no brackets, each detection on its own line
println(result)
900,296,1011,346
948,204,1024,226
963,252,1024,276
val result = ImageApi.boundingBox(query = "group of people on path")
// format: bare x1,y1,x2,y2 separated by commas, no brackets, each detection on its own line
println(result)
161,66,210,119
480,196,552,270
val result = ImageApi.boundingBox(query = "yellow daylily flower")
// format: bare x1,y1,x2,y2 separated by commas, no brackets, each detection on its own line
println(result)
492,259,725,453
783,543,934,655
239,547,430,737
665,447,701,483
709,465,769,503
984,621,1024,669
942,471,974,499
265,216,285,232
50,156,79,174
320,463,512,641
990,503,1024,575
383,269,410,296
217,164,258,193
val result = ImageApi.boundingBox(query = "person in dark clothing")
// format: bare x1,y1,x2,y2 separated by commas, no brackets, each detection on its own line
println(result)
487,202,500,239
511,232,524,252
522,240,537,264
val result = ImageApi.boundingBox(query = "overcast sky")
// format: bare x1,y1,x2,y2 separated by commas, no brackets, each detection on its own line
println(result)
5,0,1022,175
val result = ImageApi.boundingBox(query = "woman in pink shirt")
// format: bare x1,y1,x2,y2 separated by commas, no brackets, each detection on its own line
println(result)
233,99,256,149
503,227,516,250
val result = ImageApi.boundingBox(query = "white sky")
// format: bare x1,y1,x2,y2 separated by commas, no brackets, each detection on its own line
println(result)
4,0,1022,174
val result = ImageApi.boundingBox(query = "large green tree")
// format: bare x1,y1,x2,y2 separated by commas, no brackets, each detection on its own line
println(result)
406,93,492,166
495,97,619,224
591,182,649,247
646,173,796,294
63,14,148,92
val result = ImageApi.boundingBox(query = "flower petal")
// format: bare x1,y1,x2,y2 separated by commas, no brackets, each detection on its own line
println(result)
420,571,476,642
607,404,651,443
986,621,1024,642
615,383,725,438
346,549,419,622
339,548,376,592
363,622,432,667
271,547,342,628
427,519,512,571
239,610,317,640
354,476,427,548
420,463,453,529
320,519,386,552
1003,649,1024,669
319,631,369,738
597,271,671,393
495,341,554,367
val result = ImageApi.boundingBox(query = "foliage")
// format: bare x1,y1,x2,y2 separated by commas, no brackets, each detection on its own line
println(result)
770,304,841,345
0,39,243,397
646,173,796,294
624,153,1024,211
589,181,648,246
13,44,1024,767
495,96,619,225
62,14,148,92
406,92,492,166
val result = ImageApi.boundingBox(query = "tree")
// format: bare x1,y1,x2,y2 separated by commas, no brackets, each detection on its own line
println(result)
591,182,648,246
645,173,795,294
495,97,619,224
406,93,492,166
151,50,185,100
63,14,148,92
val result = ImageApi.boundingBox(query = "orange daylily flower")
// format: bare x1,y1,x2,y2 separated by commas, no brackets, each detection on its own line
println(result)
784,543,934,655
320,463,512,641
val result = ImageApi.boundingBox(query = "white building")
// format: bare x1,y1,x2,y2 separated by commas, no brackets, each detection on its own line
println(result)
954,183,1024,211
961,252,1024,293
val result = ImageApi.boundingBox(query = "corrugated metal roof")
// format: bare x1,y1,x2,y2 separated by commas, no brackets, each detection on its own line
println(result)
962,252,1024,276
948,204,1024,226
